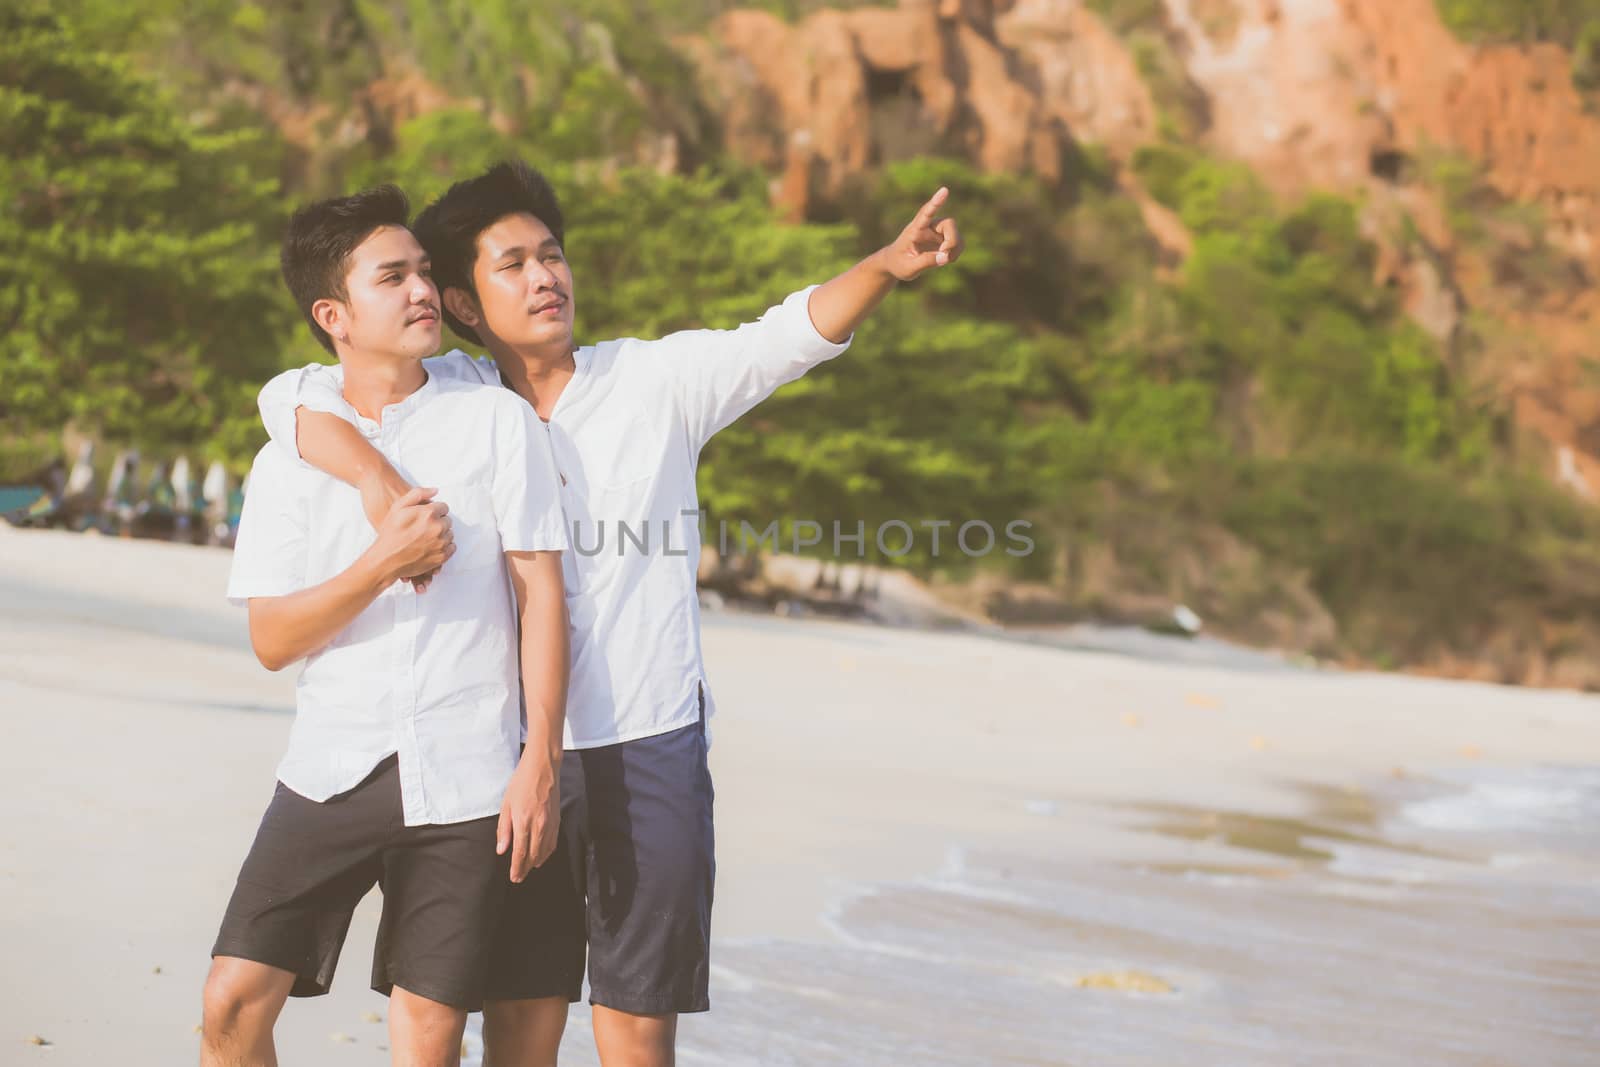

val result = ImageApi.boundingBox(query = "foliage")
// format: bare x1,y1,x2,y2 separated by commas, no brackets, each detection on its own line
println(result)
1211,458,1600,660
1083,0,1168,34
1435,0,1600,46
9,0,1597,674
1437,0,1600,95
0,0,290,457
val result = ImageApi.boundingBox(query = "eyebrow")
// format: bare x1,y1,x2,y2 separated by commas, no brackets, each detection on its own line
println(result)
494,239,562,260
373,258,429,273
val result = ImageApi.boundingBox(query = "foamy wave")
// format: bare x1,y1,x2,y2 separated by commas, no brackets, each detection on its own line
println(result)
1397,766,1600,835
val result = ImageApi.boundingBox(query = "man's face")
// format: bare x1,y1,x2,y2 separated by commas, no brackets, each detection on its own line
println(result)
324,225,441,360
460,212,576,351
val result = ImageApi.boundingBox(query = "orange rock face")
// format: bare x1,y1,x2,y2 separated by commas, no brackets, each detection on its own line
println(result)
996,0,1159,159
689,0,1110,215
1162,0,1600,269
688,0,1600,496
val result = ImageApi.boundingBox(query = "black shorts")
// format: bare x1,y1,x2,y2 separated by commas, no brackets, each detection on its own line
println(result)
488,700,716,1015
211,756,510,1011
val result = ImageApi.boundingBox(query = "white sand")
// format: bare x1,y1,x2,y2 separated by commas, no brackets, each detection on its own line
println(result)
2,524,1597,1065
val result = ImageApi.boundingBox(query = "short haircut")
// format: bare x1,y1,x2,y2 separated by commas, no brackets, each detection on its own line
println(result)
412,161,565,345
280,185,411,354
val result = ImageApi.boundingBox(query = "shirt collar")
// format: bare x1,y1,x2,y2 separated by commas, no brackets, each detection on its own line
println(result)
350,370,437,437
496,347,590,423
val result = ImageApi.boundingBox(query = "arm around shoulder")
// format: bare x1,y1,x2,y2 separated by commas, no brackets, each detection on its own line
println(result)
257,363,420,529
257,363,350,463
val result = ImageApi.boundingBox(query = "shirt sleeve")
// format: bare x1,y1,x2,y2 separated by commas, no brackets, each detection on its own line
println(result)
651,285,852,453
225,449,309,605
256,351,499,464
490,398,569,554
256,363,351,467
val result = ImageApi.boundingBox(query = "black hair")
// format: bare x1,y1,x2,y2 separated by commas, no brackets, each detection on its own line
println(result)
280,185,411,354
411,161,565,345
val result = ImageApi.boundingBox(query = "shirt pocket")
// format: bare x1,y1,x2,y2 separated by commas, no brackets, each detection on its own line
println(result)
584,413,656,493
436,481,499,575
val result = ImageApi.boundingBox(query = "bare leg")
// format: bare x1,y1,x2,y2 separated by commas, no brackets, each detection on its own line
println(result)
199,957,295,1067
388,986,470,1067
591,1006,677,1067
482,996,569,1067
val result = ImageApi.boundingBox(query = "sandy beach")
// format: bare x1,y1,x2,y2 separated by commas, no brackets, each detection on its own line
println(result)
2,523,1598,1065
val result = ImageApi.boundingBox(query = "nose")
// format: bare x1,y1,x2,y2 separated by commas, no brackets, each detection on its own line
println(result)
409,275,436,303
527,258,557,291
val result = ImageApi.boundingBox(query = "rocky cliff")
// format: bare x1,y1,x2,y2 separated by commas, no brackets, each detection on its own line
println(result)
685,0,1600,495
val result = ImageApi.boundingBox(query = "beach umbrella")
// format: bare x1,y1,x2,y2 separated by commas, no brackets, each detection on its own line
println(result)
203,461,229,518
105,451,139,508
171,456,194,513
104,450,140,534
64,441,96,500
145,462,175,514
202,461,232,545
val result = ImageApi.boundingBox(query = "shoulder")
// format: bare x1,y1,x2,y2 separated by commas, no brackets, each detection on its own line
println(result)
241,445,314,510
579,337,632,367
423,348,498,383
430,379,537,455
245,442,296,483
435,376,523,416
588,336,680,384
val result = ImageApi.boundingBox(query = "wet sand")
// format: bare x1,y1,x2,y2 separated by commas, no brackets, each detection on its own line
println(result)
2,524,1597,1065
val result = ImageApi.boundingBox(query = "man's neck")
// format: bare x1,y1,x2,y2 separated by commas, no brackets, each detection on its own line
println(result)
492,341,577,422
338,347,428,423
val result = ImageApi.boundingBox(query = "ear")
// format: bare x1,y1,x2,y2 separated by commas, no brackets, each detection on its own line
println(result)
442,286,480,328
311,298,348,345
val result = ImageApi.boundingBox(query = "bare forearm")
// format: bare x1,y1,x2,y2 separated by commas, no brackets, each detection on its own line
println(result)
807,249,898,344
520,616,569,764
510,553,570,765
808,187,962,342
299,408,409,493
247,551,391,671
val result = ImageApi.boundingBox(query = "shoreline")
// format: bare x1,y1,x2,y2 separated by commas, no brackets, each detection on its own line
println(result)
3,525,1597,1065
10,520,1595,696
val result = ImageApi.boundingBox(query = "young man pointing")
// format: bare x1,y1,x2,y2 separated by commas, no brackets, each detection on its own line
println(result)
256,163,963,1066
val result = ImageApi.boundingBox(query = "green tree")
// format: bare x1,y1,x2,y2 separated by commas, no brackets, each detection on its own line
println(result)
561,165,1038,564
0,1,291,458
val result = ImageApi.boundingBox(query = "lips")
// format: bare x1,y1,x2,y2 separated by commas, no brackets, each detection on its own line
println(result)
529,298,565,316
406,309,439,325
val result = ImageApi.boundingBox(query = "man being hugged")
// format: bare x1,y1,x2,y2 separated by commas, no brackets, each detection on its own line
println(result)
257,163,963,1066
200,186,569,1067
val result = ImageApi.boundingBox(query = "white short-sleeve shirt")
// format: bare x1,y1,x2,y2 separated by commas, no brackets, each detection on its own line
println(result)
259,287,849,749
230,374,567,825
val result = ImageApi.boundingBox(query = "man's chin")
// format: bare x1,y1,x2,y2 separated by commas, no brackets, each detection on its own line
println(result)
399,334,442,359
510,323,574,349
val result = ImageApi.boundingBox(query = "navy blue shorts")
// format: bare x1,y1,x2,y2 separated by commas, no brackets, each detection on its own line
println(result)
487,699,716,1014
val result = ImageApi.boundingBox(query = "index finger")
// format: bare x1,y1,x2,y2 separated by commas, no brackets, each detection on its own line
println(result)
912,186,950,228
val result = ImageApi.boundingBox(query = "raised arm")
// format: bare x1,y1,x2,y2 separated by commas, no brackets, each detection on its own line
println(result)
806,185,963,342
497,550,570,882
660,186,963,451
245,487,453,670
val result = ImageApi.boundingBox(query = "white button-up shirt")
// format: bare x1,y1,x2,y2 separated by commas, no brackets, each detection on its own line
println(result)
260,287,849,749
230,375,567,824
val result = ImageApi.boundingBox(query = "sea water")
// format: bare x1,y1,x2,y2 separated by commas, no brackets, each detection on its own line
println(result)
467,764,1600,1066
